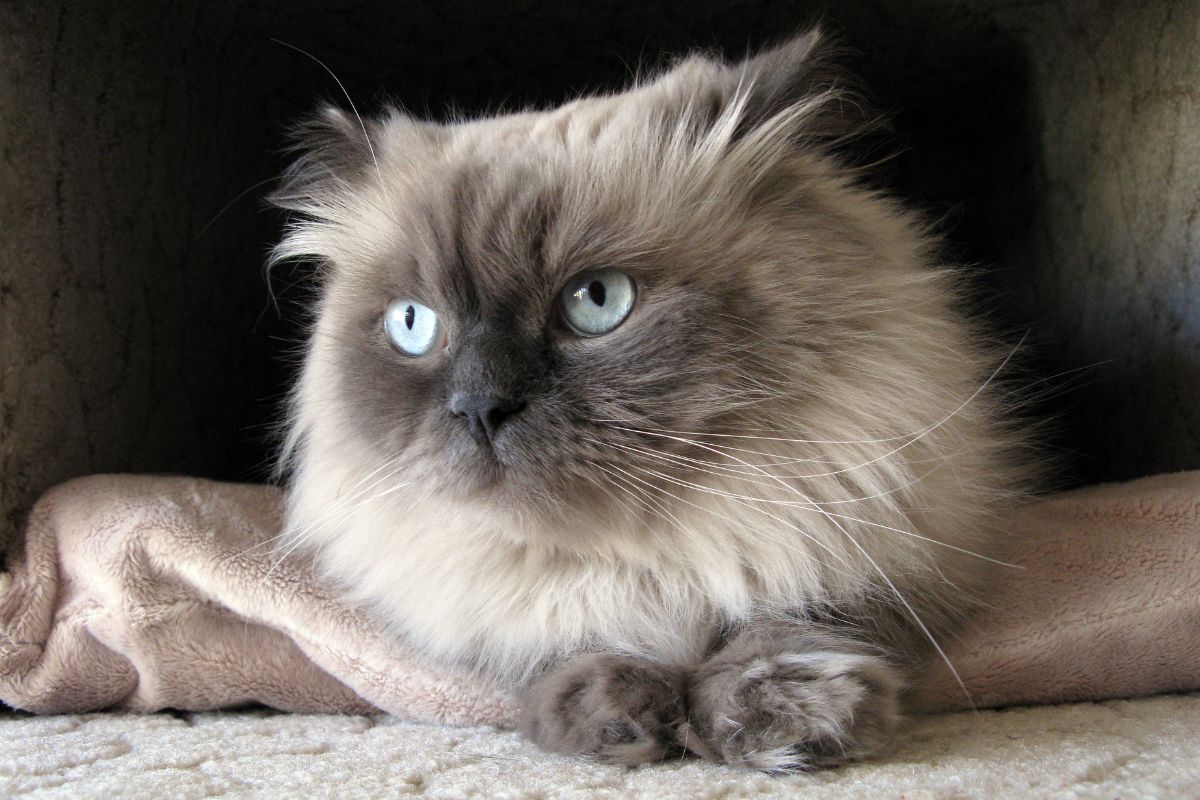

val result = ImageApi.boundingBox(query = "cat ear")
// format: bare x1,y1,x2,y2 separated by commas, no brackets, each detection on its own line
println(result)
269,105,381,212
661,28,869,152
728,30,857,140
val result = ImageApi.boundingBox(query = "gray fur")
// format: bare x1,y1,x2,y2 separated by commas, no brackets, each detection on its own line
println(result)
685,626,902,770
520,655,689,765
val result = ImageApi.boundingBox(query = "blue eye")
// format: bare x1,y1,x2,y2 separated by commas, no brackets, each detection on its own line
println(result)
384,299,443,356
560,269,636,336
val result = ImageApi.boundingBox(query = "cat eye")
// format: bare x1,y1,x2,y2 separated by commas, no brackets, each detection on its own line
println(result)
559,269,636,336
384,299,443,356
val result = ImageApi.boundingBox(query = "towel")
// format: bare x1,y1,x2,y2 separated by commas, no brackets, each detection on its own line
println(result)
3,472,1199,724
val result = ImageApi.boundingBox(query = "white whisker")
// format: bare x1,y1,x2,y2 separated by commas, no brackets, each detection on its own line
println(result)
270,39,385,190
594,417,978,706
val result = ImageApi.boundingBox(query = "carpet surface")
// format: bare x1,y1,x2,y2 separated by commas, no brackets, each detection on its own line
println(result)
4,693,1198,798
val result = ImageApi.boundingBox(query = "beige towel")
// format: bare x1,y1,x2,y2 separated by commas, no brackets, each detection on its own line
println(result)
2,472,1198,724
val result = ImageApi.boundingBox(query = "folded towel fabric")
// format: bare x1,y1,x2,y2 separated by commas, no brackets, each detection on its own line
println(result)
2,472,1198,724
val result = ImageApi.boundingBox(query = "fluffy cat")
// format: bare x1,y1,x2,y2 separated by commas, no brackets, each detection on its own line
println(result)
270,30,1031,771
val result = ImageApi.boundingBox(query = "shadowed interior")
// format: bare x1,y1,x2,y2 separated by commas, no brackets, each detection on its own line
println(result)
2,0,1197,551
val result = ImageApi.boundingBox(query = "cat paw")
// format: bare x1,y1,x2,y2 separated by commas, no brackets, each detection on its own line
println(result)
688,648,902,772
520,654,688,765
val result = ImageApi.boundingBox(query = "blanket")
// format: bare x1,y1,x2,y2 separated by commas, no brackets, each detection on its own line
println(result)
2,472,1199,724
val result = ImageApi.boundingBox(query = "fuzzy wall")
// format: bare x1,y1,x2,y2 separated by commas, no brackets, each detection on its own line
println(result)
2,0,1197,550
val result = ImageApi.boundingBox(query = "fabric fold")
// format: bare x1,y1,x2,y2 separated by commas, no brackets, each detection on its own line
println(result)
3,472,1198,724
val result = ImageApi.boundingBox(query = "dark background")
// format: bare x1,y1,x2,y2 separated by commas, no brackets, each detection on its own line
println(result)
3,0,1198,546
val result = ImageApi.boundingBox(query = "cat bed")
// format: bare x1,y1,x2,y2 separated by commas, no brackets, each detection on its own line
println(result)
2,472,1199,723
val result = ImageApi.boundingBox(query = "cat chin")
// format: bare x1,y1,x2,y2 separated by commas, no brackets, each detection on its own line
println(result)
431,456,617,530
433,438,560,500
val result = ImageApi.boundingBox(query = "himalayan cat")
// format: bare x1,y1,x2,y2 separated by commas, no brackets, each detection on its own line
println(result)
269,30,1030,771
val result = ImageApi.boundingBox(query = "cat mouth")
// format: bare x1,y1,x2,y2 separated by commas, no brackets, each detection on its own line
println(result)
439,416,580,502
446,436,518,493
449,444,566,506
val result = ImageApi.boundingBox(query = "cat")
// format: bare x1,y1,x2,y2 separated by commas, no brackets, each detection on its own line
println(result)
269,29,1032,771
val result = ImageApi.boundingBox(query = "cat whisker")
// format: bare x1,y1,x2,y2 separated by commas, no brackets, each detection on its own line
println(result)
611,437,969,513
588,336,1022,455
609,460,864,583
592,417,912,447
600,430,857,486
263,454,411,562
609,439,833,485
583,439,862,576
238,452,408,558
580,459,664,524
602,366,988,479
270,39,385,191
627,456,1017,569
623,426,976,707
193,174,284,243
587,461,698,545
803,509,1021,568
266,474,412,579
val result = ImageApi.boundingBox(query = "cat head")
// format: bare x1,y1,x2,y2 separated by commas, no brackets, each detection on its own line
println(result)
271,31,950,538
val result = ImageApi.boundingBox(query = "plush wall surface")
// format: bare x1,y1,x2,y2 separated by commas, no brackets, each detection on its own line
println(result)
2,0,1197,550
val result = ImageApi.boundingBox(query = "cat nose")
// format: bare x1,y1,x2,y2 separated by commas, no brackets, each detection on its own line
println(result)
449,392,526,446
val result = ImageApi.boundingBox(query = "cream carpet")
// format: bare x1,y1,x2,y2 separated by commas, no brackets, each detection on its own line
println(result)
3,694,1199,798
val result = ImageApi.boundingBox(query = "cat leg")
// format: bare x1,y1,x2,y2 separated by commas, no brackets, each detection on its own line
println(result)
520,654,689,765
687,626,902,771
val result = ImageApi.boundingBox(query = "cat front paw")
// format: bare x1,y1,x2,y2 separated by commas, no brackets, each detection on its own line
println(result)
688,648,902,772
520,654,688,765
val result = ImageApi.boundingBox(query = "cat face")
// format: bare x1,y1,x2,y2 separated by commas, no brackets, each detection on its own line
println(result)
273,33,867,523
316,192,767,508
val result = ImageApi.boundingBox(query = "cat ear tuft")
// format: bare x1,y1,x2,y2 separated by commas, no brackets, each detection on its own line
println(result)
663,28,872,153
729,29,858,140
268,105,379,212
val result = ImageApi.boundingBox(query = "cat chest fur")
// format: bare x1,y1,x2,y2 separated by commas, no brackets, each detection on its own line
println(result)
290,449,956,687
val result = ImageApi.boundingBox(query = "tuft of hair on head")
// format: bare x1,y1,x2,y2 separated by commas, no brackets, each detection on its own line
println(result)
608,27,885,218
269,105,381,212
655,28,879,160
263,102,428,277
721,28,872,146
